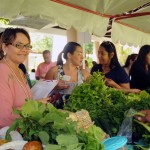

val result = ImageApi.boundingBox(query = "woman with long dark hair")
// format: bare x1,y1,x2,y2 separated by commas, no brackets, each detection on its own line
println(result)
130,45,150,90
123,53,138,75
91,41,130,89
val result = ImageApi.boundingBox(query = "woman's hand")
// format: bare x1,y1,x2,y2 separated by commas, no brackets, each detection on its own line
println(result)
125,88,141,94
105,78,121,89
57,80,69,90
37,97,51,104
135,110,150,123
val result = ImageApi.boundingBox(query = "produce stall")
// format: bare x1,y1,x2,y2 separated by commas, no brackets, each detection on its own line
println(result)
65,72,150,149
0,72,150,149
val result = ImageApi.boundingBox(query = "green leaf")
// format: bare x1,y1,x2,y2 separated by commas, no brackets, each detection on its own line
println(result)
21,100,39,117
47,103,57,112
30,111,43,121
38,131,49,145
56,134,78,146
87,125,105,142
5,120,20,141
135,120,150,132
66,144,82,150
45,144,61,150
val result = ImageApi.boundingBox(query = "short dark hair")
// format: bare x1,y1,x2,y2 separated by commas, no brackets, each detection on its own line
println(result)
123,53,138,68
43,50,50,55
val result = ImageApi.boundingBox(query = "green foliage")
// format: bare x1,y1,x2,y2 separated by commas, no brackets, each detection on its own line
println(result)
84,43,93,56
117,45,133,66
31,34,53,53
65,72,150,146
0,18,9,25
6,100,104,150
86,57,93,69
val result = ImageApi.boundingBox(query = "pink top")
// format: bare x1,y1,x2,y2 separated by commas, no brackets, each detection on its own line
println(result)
36,62,56,79
0,63,32,128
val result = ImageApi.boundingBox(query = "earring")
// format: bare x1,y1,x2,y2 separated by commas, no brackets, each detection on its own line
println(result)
3,51,6,55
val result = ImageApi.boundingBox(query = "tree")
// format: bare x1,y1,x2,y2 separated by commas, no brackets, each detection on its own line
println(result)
84,42,93,57
31,34,53,53
117,45,132,66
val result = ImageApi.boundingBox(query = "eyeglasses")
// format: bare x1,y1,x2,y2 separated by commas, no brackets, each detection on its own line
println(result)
8,42,32,50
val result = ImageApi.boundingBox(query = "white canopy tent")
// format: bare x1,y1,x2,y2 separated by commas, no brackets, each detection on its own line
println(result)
0,0,149,46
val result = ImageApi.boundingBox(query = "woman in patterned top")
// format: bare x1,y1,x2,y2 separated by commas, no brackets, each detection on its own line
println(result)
45,42,91,84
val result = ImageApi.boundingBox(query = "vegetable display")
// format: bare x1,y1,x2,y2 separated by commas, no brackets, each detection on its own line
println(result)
65,72,150,147
6,100,104,150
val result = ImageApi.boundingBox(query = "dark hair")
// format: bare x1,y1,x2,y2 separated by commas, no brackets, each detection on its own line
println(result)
123,53,138,68
0,32,3,38
100,41,120,69
31,69,35,72
136,45,150,68
43,50,50,55
85,60,88,66
0,28,31,60
19,63,27,74
92,61,97,66
57,42,81,65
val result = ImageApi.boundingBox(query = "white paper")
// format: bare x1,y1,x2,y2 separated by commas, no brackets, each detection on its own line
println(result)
62,75,71,81
61,82,77,95
31,80,58,100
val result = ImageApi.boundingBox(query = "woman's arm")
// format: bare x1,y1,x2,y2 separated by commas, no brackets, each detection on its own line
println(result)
105,78,140,93
105,78,122,89
45,66,58,80
81,69,91,81
119,83,130,89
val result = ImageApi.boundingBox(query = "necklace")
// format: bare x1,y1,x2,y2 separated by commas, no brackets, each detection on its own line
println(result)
4,58,31,99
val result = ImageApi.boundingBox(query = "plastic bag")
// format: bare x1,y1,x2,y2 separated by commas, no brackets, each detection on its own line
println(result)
117,108,136,144
0,126,23,141
0,126,9,139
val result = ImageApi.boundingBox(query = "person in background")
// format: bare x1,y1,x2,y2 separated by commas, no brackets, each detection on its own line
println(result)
45,42,91,83
92,61,97,67
19,63,32,88
80,60,91,73
123,53,138,76
85,60,91,73
0,28,54,128
29,68,36,81
31,68,35,72
130,45,150,90
35,50,56,80
91,41,140,93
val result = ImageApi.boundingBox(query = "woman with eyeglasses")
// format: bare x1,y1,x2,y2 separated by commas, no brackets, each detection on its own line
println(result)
0,28,53,128
91,41,140,93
